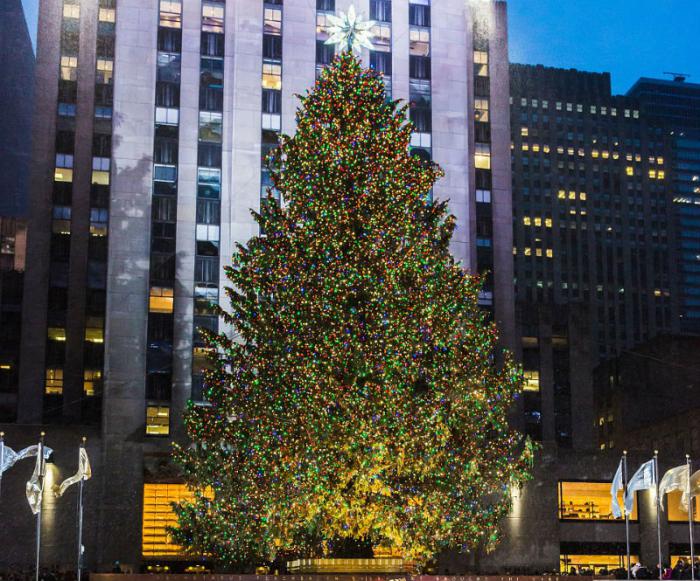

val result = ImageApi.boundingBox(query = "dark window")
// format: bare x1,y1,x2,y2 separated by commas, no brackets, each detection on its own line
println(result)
198,144,222,168
156,82,180,108
94,84,113,107
262,89,281,114
200,57,223,88
58,80,78,103
316,0,334,10
475,121,491,142
409,4,430,27
409,55,431,80
56,131,75,154
158,28,181,52
263,34,283,60
196,199,220,225
96,32,115,57
199,86,223,111
316,40,334,65
201,32,224,57
370,0,391,22
370,51,392,76
410,105,431,133
92,133,111,157
195,257,219,284
150,253,175,283
154,137,178,165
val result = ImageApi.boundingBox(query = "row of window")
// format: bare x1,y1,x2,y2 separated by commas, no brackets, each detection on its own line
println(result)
144,0,184,435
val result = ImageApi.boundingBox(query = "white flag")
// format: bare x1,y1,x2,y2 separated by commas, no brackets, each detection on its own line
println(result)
26,443,47,515
1,444,52,475
684,470,700,512
659,465,689,511
54,447,91,498
624,459,656,515
611,460,624,518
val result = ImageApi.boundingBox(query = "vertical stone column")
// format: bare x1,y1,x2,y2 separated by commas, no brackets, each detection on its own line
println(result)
100,0,157,568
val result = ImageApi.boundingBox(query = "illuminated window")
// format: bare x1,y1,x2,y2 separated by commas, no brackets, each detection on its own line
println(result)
602,150,609,159
476,189,491,203
558,190,566,199
60,56,78,81
63,4,80,19
611,108,617,116
54,167,73,183
203,2,225,33
98,7,115,22
568,191,576,200
521,127,529,137
142,484,193,557
580,192,587,201
146,405,170,436
649,169,657,179
85,326,104,344
590,105,597,114
559,481,638,521
543,145,550,153
474,50,489,77
159,0,182,28
523,216,531,226
524,247,531,256
535,248,542,257
263,7,282,34
474,143,491,170
475,98,489,122
262,63,282,90
521,143,529,151
546,249,553,258
635,153,642,162
658,170,665,180
45,368,64,395
667,491,700,523
96,59,113,84
150,287,174,314
523,370,539,392
657,157,664,165
545,218,553,228
626,166,634,176
92,171,110,186
84,370,102,397
48,327,67,341
532,143,540,152
560,554,639,574
199,111,223,143
534,217,542,227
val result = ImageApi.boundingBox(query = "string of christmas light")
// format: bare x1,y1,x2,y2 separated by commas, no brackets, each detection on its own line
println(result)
171,52,535,570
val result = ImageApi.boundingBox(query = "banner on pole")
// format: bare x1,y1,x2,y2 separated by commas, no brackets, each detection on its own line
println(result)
54,447,92,498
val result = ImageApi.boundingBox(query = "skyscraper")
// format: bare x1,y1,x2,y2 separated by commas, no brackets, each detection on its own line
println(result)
627,76,700,332
511,64,680,362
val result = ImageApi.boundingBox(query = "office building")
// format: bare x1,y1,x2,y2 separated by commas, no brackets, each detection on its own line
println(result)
627,77,700,332
511,64,680,365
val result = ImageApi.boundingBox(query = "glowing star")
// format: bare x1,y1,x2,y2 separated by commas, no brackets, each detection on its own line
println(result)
324,5,375,53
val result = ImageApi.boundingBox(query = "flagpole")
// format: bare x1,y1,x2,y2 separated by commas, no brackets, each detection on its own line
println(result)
77,437,86,581
624,451,631,580
35,432,45,581
688,455,696,581
655,451,663,581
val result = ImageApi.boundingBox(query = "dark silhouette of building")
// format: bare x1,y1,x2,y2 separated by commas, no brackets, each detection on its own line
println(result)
511,64,680,365
627,77,700,333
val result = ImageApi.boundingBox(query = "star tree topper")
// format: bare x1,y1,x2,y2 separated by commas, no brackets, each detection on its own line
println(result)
325,5,375,53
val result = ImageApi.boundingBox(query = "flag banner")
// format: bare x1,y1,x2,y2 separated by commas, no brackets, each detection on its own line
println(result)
659,465,689,511
611,460,624,518
1,445,52,475
26,445,47,515
54,448,91,498
684,469,700,512
625,459,656,515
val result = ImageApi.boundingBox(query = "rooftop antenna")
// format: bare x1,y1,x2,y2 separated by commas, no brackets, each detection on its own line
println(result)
663,72,690,82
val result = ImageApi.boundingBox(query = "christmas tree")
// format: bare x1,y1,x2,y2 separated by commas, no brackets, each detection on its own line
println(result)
172,52,534,569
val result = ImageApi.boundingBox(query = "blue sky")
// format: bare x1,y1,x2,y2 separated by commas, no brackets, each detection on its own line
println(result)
21,0,38,53
508,0,700,94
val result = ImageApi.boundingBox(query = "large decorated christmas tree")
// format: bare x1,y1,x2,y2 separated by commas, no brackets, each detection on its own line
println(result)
172,51,534,569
